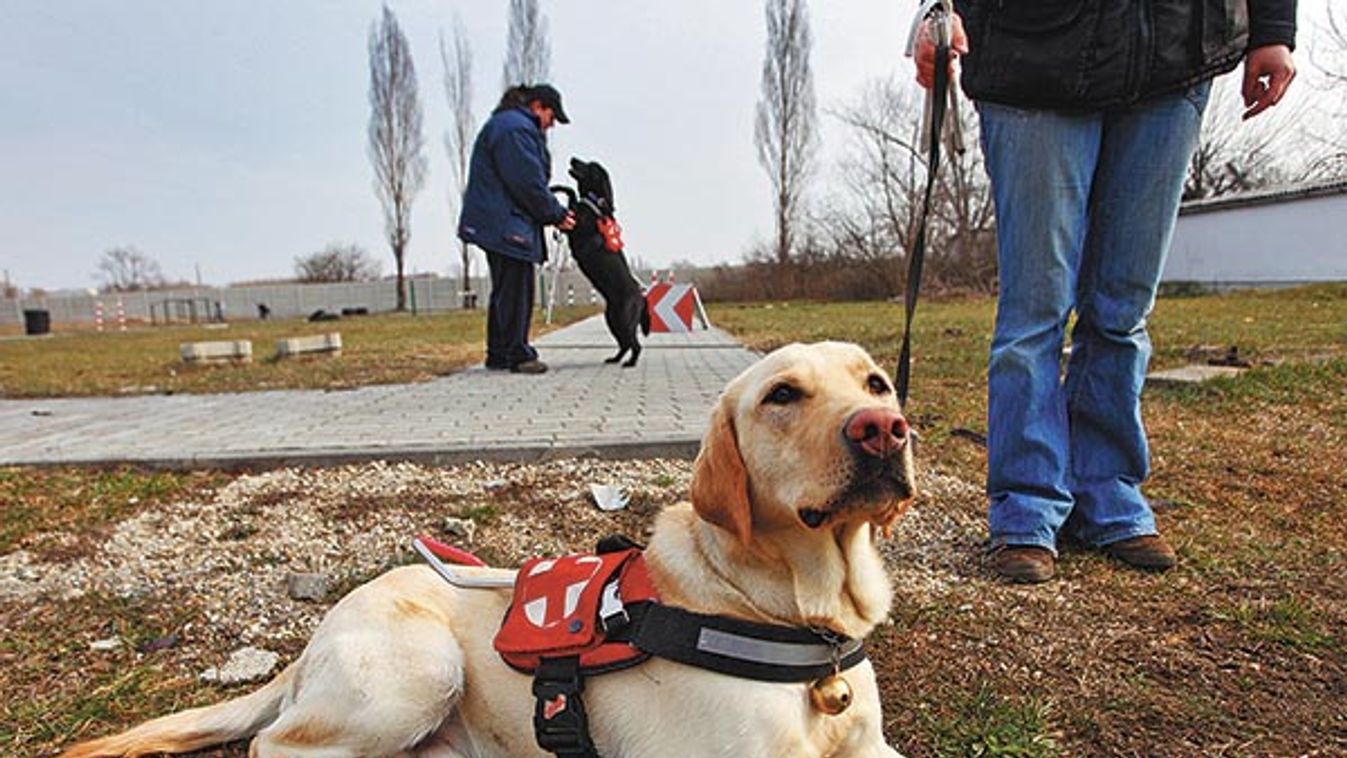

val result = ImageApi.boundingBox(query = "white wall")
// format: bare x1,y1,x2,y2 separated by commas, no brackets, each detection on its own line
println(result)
1164,192,1347,285
0,270,621,327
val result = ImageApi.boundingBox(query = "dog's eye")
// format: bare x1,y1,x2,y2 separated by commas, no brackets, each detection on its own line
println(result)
763,383,802,405
867,374,891,395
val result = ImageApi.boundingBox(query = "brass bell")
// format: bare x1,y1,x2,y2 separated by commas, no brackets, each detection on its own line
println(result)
809,673,853,715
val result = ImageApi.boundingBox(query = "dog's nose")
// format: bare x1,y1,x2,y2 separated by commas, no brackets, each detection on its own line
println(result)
844,408,909,458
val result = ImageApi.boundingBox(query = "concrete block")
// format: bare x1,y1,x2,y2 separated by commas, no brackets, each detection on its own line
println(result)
200,646,280,685
181,340,252,364
1146,364,1245,389
277,332,342,358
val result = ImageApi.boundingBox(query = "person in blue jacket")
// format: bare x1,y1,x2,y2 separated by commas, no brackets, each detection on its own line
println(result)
459,84,576,374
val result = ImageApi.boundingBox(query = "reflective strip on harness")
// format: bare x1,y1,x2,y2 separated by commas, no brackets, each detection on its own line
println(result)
482,542,870,758
696,628,864,667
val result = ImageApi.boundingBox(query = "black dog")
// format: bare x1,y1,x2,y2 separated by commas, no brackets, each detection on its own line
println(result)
554,158,650,367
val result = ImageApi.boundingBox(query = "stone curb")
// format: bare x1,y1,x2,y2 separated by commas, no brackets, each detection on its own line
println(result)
4,440,704,472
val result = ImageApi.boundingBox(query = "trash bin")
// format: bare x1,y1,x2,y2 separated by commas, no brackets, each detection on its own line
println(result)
22,309,50,336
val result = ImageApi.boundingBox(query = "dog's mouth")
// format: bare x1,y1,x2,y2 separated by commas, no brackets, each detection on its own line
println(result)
797,460,914,530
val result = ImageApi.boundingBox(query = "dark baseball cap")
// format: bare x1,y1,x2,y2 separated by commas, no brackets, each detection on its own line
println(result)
526,84,570,124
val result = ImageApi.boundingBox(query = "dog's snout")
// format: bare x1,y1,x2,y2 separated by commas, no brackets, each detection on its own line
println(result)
844,408,909,458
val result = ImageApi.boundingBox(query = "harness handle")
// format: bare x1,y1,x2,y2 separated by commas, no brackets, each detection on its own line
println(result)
550,184,578,207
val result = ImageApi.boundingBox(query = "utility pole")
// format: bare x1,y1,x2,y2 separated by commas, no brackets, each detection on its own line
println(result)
3,268,19,324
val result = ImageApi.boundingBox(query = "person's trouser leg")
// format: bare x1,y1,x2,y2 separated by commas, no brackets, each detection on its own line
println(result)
977,102,1103,554
1065,82,1211,546
485,252,538,367
516,261,538,363
485,252,511,368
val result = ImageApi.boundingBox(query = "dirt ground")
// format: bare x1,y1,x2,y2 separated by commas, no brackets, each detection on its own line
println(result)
3,445,1343,757
5,288,1347,756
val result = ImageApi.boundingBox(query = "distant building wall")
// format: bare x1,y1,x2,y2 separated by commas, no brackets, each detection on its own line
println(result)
3,279,468,326
1164,181,1347,286
0,266,692,326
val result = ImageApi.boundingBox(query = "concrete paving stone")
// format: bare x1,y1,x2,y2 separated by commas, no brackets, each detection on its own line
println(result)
1145,364,1245,387
0,315,759,468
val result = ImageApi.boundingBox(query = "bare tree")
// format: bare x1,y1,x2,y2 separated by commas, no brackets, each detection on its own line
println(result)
1184,77,1303,199
1311,2,1347,87
502,0,550,87
755,0,818,265
95,246,166,292
368,4,427,312
825,78,997,293
440,17,477,305
294,243,382,283
1302,3,1347,182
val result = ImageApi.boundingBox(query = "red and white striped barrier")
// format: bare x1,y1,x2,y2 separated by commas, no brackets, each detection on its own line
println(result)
645,281,708,333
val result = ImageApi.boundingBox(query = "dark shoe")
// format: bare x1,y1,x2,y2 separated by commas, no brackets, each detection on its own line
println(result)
510,359,548,374
1101,535,1177,572
485,361,511,371
989,545,1056,584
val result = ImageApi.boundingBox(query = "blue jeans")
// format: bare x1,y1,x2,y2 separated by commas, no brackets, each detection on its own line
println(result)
978,82,1211,553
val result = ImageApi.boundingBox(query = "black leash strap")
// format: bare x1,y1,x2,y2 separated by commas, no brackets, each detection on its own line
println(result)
897,10,951,407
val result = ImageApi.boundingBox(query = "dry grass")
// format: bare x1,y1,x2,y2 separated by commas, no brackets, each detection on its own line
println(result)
712,284,1347,756
0,306,599,398
2,286,1345,757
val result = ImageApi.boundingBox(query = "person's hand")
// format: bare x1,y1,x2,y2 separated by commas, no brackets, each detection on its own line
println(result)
913,12,969,90
1241,44,1295,120
557,211,576,231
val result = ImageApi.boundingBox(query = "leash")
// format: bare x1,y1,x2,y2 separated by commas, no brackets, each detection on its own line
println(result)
544,187,579,325
897,0,958,407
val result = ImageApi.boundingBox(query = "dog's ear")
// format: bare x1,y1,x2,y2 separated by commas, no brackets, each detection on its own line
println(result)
690,399,752,547
600,172,614,211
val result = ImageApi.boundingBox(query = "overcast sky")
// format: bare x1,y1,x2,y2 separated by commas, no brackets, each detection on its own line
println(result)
0,0,1336,292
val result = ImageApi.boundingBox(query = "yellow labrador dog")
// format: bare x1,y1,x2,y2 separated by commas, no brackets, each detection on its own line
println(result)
61,341,914,758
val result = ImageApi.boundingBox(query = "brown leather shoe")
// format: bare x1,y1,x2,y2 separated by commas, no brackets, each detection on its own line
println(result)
510,359,549,375
989,545,1056,584
1101,535,1177,572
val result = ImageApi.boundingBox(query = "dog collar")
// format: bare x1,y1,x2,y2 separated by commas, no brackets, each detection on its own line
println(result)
578,196,604,216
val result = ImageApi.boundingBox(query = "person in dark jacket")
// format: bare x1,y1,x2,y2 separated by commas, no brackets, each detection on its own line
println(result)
459,84,576,374
914,1,1296,583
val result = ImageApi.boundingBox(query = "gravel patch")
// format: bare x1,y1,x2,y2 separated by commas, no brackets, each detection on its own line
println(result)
1,459,989,661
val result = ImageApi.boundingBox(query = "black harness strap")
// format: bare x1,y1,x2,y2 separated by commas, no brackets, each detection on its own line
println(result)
612,602,866,683
521,537,868,758
526,602,867,758
896,13,952,407
532,656,600,758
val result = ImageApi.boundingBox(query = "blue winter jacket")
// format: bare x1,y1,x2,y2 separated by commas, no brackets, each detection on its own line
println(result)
458,107,567,264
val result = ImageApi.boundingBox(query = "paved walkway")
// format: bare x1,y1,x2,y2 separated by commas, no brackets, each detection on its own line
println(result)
0,317,759,469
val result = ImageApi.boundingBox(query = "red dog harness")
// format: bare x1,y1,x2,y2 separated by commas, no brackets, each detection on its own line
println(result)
495,547,657,674
421,536,868,758
595,216,624,253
